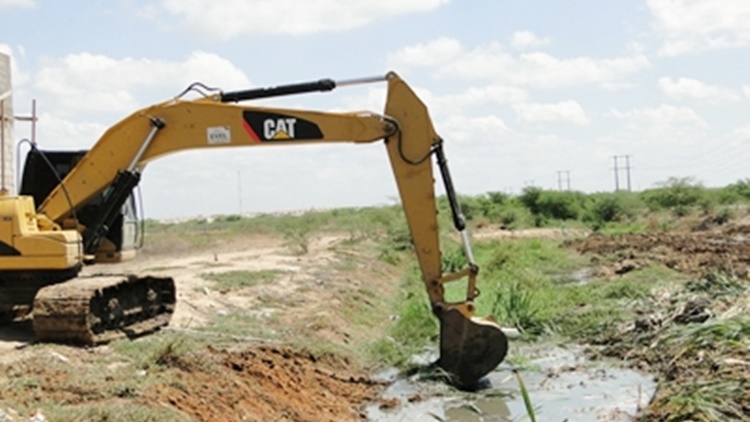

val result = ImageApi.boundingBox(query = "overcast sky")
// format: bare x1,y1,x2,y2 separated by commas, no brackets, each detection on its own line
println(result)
1,0,750,219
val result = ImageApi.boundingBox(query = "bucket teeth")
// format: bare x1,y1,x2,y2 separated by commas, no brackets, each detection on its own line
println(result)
32,275,176,345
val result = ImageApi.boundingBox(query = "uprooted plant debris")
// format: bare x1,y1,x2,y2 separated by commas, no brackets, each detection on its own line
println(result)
568,228,750,421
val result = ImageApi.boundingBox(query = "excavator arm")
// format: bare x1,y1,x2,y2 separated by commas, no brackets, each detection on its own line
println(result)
31,72,507,386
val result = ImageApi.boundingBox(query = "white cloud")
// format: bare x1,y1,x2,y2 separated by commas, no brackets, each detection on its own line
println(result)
439,85,528,107
33,51,250,117
387,37,462,68
612,104,708,130
728,125,750,145
744,85,750,99
0,0,34,9
513,101,590,126
340,83,526,123
34,113,108,150
389,38,650,88
158,0,450,39
511,31,551,50
648,0,750,55
439,114,512,145
658,77,741,103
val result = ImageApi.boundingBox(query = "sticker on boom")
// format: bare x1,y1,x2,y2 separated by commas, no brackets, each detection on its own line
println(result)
207,126,231,144
243,111,323,142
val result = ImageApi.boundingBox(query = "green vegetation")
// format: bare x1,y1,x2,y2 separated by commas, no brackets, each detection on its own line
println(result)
25,402,189,422
200,269,284,290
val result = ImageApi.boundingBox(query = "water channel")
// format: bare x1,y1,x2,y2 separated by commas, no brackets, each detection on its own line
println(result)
367,343,655,422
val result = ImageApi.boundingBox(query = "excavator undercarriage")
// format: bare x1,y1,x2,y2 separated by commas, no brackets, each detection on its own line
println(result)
32,274,175,344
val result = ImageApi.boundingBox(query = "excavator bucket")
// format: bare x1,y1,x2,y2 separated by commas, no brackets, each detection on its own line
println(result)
437,308,508,389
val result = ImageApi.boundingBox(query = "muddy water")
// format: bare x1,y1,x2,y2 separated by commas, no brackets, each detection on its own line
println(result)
367,344,655,422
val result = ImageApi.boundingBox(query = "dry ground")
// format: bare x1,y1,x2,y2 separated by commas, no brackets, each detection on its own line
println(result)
0,234,400,421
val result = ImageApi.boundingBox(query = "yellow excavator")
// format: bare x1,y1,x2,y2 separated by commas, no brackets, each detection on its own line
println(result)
1,71,507,387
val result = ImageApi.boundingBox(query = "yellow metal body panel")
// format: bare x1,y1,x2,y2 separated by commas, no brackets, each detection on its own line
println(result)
39,104,391,222
0,195,81,270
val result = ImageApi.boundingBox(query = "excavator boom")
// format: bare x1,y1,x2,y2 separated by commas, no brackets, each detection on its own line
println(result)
13,72,507,387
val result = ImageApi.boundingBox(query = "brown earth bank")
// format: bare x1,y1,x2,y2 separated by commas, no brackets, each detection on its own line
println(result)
149,345,382,422
565,223,750,277
0,234,395,421
0,344,382,421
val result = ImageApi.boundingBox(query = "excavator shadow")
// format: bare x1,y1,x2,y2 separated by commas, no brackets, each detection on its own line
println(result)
0,319,37,346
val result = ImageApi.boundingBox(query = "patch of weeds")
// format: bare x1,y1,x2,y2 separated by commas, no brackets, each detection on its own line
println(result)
377,222,412,265
367,270,438,366
204,311,281,341
37,401,190,422
653,379,747,421
200,269,283,291
279,217,315,255
340,287,385,329
142,265,182,272
491,282,544,335
686,271,745,295
112,333,197,370
441,246,467,273
366,337,410,367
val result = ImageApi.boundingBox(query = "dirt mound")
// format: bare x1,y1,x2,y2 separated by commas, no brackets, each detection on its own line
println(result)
566,229,750,277
150,345,381,421
0,344,381,421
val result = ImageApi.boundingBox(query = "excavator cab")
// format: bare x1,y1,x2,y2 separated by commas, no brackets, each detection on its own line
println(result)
19,149,141,263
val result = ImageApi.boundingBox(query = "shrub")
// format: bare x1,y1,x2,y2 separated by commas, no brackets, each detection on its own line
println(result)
641,177,709,211
520,187,586,221
585,192,640,229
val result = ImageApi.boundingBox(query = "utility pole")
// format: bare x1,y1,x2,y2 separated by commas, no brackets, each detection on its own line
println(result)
612,155,633,192
557,170,571,191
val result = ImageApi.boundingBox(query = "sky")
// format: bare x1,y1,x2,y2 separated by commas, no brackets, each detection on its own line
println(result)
1,0,749,219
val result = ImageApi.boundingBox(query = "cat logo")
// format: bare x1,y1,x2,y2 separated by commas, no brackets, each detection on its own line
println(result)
243,111,323,142
263,118,297,140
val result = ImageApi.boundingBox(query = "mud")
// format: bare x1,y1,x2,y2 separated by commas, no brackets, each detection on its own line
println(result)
565,222,750,277
367,345,655,421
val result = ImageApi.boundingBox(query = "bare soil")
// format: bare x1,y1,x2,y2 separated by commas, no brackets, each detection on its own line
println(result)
565,221,750,277
0,234,398,421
